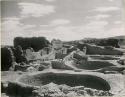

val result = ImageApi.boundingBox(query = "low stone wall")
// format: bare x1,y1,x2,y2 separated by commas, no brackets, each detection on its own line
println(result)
7,82,34,96
51,60,74,70
89,55,120,60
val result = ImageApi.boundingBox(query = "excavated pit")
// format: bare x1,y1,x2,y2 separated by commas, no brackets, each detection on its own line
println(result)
73,61,115,70
18,72,111,91
51,60,116,70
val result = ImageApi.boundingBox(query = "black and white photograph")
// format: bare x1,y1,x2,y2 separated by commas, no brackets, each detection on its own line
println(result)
1,0,125,97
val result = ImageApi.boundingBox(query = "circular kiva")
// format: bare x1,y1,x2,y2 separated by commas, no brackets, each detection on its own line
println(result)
71,60,115,70
8,70,124,96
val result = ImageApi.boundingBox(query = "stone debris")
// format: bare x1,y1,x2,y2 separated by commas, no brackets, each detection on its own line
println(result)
32,82,113,97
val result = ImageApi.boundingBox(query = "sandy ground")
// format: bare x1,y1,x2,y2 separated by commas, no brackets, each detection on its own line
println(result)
1,71,27,82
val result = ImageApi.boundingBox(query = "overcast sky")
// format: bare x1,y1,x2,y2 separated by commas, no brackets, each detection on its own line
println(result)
1,0,125,45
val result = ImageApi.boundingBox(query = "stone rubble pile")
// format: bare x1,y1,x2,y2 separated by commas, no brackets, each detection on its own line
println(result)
32,82,113,97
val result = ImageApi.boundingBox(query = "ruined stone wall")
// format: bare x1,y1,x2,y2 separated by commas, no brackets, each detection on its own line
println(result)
84,44,123,55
